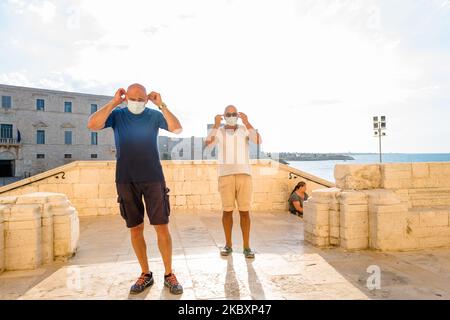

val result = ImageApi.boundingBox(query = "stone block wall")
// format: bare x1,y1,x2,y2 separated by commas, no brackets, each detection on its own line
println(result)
0,160,334,216
305,162,450,251
0,192,79,273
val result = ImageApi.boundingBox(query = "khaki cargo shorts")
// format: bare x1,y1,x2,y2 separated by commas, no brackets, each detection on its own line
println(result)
218,174,253,212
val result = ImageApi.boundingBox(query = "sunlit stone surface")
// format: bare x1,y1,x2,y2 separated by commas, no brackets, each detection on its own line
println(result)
1,212,450,300
306,162,450,251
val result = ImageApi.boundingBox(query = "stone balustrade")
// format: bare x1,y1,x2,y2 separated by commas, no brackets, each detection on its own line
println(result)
304,162,450,251
0,160,334,217
0,192,79,273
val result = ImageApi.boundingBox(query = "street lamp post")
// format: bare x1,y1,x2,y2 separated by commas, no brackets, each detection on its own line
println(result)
373,116,387,163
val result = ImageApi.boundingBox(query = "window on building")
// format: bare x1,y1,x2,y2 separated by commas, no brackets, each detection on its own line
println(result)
36,99,45,111
1,96,12,109
91,132,98,145
37,130,45,145
91,154,98,159
64,131,72,145
64,154,72,159
36,154,45,159
91,104,98,114
0,124,13,139
64,101,72,113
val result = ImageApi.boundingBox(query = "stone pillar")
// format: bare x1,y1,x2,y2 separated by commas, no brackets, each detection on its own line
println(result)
304,189,332,247
15,193,57,265
51,198,80,259
366,190,411,250
4,203,42,270
0,205,5,273
0,196,17,273
328,189,341,246
339,191,369,250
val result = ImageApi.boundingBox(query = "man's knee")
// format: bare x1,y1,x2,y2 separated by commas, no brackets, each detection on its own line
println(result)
130,223,144,238
154,224,171,239
239,211,250,218
223,211,233,217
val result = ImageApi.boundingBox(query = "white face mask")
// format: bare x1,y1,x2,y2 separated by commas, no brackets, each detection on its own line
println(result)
225,116,238,126
127,100,146,114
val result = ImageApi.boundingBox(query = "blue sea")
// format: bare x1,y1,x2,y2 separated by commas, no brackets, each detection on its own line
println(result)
288,154,450,183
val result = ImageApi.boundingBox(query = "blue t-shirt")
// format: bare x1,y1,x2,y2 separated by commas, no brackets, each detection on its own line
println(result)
104,107,168,183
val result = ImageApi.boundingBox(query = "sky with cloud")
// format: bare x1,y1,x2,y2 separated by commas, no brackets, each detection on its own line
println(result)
1,0,449,153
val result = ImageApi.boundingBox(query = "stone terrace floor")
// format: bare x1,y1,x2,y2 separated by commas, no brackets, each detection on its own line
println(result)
2,211,450,300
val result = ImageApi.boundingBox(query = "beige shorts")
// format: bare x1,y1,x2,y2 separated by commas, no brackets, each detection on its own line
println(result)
218,174,253,212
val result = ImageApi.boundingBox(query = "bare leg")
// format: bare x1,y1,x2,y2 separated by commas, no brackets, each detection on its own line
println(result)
154,224,173,275
239,211,251,249
222,211,234,247
130,223,149,274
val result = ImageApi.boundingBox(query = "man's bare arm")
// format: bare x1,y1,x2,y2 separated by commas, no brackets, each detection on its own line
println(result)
239,112,262,145
148,92,182,134
87,88,125,131
205,114,223,147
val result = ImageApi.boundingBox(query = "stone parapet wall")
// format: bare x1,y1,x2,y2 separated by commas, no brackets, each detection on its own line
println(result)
335,162,450,190
305,162,450,251
0,192,79,273
0,160,334,216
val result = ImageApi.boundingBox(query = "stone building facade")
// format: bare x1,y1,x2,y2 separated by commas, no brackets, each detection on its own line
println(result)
0,84,115,180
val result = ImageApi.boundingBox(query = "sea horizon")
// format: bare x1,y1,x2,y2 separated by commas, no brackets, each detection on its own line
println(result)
287,153,450,183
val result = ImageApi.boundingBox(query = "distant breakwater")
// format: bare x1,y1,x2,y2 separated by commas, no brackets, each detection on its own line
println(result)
279,153,355,162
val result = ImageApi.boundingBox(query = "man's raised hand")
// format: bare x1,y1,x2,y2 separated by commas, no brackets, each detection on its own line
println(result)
238,112,249,124
148,91,163,107
113,88,126,106
214,114,223,127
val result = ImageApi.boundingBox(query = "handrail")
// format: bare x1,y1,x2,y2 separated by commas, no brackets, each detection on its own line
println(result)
0,171,65,194
288,171,333,188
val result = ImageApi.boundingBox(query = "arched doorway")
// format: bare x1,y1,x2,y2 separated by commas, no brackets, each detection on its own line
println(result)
0,151,15,177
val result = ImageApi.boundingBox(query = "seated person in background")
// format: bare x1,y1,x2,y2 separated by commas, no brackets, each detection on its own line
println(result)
288,181,309,218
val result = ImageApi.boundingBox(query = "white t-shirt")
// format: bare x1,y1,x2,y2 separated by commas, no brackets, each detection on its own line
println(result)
213,125,252,177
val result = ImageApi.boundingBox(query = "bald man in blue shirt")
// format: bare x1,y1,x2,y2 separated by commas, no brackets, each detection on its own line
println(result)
88,84,183,295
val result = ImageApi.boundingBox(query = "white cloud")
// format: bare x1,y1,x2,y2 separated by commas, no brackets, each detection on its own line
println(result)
0,72,33,87
1,0,450,152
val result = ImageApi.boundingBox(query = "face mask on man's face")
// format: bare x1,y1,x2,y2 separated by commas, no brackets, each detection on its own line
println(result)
225,116,238,126
127,100,146,114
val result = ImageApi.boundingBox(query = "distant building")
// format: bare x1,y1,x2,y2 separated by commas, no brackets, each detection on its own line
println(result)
0,84,115,182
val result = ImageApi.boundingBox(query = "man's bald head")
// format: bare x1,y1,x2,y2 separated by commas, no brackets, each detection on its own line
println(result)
224,105,237,114
126,83,148,103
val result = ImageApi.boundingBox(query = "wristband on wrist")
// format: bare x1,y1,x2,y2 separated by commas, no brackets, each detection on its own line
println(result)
159,102,167,110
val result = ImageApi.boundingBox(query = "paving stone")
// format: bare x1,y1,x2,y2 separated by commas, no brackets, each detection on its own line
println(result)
2,212,450,300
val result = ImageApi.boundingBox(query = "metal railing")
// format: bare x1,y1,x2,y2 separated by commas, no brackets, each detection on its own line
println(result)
0,138,20,146
0,171,65,194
